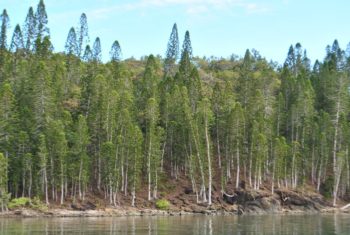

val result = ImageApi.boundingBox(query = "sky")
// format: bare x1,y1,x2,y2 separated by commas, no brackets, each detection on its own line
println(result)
1,0,350,64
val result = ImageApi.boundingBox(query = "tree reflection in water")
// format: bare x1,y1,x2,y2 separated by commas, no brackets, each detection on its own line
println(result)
0,214,350,234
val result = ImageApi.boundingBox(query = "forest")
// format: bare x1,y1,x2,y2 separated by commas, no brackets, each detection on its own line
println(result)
1,0,350,211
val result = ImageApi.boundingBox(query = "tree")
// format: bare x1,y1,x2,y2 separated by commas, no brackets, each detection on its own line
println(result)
231,103,244,189
0,9,10,50
10,24,24,52
35,0,49,40
320,40,349,206
179,31,193,80
77,13,89,57
32,62,53,134
0,83,16,163
38,134,49,204
92,37,102,62
145,98,162,200
164,23,179,76
83,45,92,62
272,137,289,193
72,115,89,200
23,7,36,51
46,120,68,205
65,27,78,56
0,153,9,212
198,98,213,205
181,30,192,59
130,126,143,207
182,86,206,202
110,40,122,62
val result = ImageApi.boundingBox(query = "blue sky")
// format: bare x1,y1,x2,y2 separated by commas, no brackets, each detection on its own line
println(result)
2,0,350,64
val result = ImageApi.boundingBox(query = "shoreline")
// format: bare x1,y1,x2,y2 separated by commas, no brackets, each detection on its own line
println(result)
1,188,349,218
0,206,346,218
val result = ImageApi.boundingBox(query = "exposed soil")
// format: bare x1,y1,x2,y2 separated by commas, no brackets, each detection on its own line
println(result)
1,177,349,218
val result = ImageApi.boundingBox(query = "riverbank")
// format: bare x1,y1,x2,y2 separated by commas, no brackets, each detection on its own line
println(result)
0,206,346,218
1,187,349,218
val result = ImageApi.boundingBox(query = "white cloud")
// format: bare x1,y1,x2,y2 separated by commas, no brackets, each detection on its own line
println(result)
87,0,269,19
245,3,269,14
186,5,209,15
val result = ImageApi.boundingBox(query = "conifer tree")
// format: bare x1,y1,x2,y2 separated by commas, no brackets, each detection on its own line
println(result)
0,9,10,50
130,125,143,207
46,120,68,205
77,13,89,57
35,0,49,40
110,40,122,62
0,153,9,212
181,30,192,59
198,98,213,205
83,45,92,62
65,27,78,56
10,24,24,52
92,37,102,62
164,23,179,76
179,31,193,79
145,98,162,200
38,134,49,204
72,115,89,200
32,62,53,134
0,82,16,162
23,7,36,51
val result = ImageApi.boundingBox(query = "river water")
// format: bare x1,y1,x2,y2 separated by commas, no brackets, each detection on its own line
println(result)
1,214,350,234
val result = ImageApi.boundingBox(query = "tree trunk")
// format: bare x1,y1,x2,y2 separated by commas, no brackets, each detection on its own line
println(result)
235,139,240,189
148,137,152,201
205,119,212,206
332,100,340,206
78,158,83,199
60,162,64,205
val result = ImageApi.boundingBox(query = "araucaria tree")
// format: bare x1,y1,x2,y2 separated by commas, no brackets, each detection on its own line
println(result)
1,2,350,210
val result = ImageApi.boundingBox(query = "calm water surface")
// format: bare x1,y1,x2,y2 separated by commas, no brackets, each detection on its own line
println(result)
1,214,350,234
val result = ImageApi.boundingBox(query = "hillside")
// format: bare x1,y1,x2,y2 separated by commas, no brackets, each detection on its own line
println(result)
1,0,350,213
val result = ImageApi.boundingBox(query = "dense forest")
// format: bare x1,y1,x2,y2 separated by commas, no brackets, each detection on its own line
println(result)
1,0,350,211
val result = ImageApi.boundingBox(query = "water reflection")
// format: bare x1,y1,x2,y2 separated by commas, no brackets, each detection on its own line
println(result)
1,214,350,234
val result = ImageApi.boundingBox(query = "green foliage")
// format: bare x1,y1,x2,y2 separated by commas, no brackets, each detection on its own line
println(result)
8,197,31,209
155,199,170,210
321,177,334,199
8,197,47,211
1,0,350,208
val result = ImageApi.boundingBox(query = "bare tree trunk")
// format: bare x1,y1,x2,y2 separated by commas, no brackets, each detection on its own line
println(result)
148,138,152,201
97,150,101,190
131,183,136,207
205,119,212,206
60,163,64,205
28,167,32,198
332,100,340,206
153,170,158,199
216,122,221,169
78,158,83,199
235,138,240,188
44,168,49,204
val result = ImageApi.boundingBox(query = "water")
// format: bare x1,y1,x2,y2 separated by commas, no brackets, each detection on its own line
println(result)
1,214,350,234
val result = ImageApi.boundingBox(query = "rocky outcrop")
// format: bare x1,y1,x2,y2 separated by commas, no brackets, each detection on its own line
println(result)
221,188,331,215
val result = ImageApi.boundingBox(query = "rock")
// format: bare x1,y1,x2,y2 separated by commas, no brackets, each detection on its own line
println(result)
71,201,97,211
184,187,193,194
223,192,237,205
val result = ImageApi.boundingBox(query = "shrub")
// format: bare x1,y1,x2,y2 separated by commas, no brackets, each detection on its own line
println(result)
155,199,170,210
8,197,48,211
320,176,333,199
31,196,48,211
8,197,31,209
